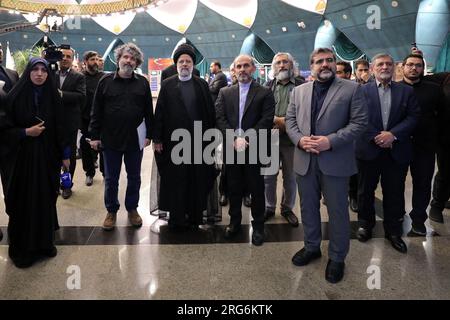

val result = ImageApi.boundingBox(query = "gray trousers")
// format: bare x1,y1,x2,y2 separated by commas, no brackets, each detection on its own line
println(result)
264,144,296,212
296,156,350,262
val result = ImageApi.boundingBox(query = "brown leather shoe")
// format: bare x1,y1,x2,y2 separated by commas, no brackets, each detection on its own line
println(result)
128,209,143,228
102,212,117,231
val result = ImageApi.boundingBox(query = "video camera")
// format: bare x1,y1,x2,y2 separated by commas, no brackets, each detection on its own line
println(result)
42,35,70,70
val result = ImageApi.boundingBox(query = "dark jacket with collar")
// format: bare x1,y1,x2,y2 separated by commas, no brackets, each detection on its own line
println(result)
57,68,86,133
400,79,443,152
355,80,420,164
0,65,19,91
89,71,154,151
209,71,228,103
0,66,19,105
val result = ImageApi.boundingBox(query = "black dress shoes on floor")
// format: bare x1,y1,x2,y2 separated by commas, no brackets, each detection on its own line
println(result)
325,259,345,284
385,235,407,253
224,224,241,239
61,188,72,199
356,227,372,242
243,195,252,208
292,248,322,266
85,176,94,186
349,197,358,212
219,194,228,206
281,210,299,227
429,206,444,223
251,229,265,246
264,209,275,222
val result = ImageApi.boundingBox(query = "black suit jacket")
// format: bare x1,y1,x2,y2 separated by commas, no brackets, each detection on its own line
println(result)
57,69,86,133
209,71,228,103
0,66,18,104
161,64,200,81
0,66,19,87
355,81,420,164
215,81,275,159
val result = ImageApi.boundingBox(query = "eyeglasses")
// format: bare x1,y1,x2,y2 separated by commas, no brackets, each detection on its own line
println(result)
314,57,335,65
405,63,423,69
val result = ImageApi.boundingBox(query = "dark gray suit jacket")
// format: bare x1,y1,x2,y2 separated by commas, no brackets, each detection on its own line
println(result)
286,77,367,177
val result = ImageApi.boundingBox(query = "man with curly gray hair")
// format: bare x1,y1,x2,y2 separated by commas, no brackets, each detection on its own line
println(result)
114,43,144,75
89,42,154,231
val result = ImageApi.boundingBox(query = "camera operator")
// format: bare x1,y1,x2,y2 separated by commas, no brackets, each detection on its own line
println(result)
56,47,86,199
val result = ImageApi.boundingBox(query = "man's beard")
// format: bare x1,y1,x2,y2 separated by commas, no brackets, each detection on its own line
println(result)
238,73,252,83
178,67,192,78
314,68,335,81
378,72,392,81
276,69,292,81
88,64,98,73
120,63,134,76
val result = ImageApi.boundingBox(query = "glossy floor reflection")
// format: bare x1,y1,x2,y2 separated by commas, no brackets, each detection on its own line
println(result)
0,147,449,299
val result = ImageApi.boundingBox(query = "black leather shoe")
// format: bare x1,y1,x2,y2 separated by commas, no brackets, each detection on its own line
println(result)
407,221,426,237
61,188,72,199
281,210,299,227
292,247,322,266
85,176,94,186
325,259,345,284
41,246,57,257
445,201,450,209
356,227,372,242
349,197,358,212
429,206,444,223
224,224,241,239
251,229,265,246
243,195,252,207
385,235,407,253
264,209,275,222
219,195,228,206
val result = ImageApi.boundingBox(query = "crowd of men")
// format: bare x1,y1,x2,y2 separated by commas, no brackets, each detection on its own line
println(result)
0,42,449,282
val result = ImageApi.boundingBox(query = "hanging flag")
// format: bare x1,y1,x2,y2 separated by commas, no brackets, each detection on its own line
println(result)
6,41,15,71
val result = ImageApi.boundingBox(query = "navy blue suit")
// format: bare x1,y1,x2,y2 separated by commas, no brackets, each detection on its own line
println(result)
355,81,420,235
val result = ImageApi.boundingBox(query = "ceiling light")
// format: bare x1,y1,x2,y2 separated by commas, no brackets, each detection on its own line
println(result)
266,29,271,34
282,26,287,32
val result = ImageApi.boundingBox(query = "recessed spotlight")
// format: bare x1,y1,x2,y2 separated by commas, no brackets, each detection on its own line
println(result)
98,37,102,41
266,29,271,34
23,34,28,39
392,1,398,7
231,34,236,39
297,21,306,29
197,36,202,40
132,38,137,42
63,36,67,40
165,37,170,42
342,14,348,20
282,26,287,32
82,37,86,41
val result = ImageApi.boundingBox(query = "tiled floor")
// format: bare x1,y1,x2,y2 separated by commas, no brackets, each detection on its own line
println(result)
0,147,449,299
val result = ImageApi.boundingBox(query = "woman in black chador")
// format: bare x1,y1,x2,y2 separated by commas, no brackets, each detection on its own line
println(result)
0,58,70,268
